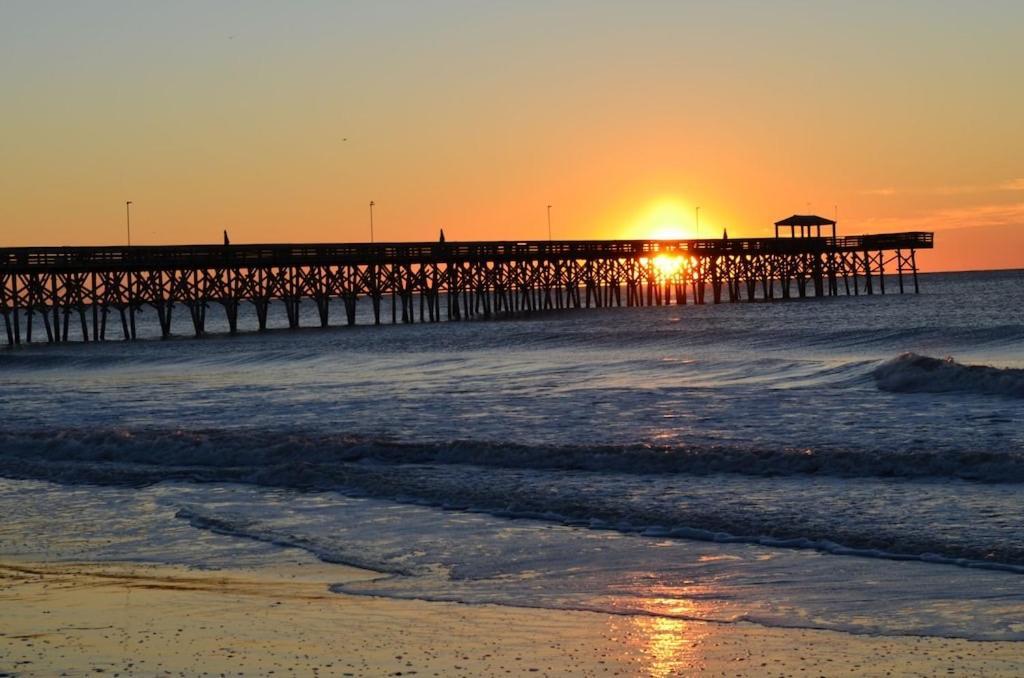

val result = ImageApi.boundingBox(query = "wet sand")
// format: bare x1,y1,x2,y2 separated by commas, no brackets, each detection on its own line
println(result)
2,559,1022,677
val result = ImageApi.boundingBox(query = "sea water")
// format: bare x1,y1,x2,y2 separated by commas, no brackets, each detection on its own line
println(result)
1,269,1022,640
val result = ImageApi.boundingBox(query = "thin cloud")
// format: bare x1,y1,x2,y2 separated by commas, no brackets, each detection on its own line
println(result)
931,185,987,196
858,202,1024,233
861,179,1024,197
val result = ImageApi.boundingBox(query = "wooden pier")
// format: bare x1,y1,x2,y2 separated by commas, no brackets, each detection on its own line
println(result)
0,231,933,345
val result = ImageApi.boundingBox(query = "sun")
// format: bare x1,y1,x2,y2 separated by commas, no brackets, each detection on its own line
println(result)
652,254,684,278
650,224,689,240
625,199,696,240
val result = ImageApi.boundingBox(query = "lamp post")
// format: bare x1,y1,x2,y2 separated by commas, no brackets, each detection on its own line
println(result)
126,201,133,246
695,206,700,239
369,200,375,243
547,205,552,241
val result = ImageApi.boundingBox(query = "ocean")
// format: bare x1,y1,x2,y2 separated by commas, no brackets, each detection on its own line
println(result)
1,268,1023,641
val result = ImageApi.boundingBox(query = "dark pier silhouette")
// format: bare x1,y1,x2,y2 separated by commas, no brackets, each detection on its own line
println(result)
0,226,933,345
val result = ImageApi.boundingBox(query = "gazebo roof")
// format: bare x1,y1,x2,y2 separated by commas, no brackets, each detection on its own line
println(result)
775,214,836,227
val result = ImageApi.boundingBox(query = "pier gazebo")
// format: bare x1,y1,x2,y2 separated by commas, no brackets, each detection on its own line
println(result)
775,214,836,238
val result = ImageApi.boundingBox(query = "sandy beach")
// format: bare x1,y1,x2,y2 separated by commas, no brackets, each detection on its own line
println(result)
3,558,1022,677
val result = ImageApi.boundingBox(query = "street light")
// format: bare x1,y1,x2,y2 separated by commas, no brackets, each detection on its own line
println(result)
547,205,552,241
126,201,133,246
369,200,375,243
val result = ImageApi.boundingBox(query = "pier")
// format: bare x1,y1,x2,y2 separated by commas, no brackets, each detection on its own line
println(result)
0,229,933,345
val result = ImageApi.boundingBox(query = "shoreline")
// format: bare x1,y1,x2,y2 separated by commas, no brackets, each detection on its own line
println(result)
3,558,1022,676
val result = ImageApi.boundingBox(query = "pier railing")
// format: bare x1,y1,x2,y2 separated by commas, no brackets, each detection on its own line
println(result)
0,232,934,272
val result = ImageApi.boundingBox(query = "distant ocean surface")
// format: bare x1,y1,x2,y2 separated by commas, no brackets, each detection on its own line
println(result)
2,269,1023,641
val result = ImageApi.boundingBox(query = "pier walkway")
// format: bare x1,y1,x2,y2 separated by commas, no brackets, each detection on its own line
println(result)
0,232,933,344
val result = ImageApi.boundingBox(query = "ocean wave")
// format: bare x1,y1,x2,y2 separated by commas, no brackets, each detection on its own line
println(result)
163,496,1024,640
174,506,420,576
3,428,1023,568
5,297,1021,362
0,427,1022,483
0,340,327,370
174,503,1024,581
874,353,1024,398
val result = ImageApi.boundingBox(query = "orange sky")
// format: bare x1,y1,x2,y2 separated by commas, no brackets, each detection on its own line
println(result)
1,2,1022,272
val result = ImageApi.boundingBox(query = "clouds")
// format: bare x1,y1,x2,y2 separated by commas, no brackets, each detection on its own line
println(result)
860,201,1024,232
862,179,1024,198
856,178,1024,239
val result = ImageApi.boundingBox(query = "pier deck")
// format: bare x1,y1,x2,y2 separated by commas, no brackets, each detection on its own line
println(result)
0,233,933,344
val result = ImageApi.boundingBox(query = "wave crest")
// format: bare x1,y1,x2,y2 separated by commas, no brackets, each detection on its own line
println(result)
873,353,1024,398
0,427,1022,484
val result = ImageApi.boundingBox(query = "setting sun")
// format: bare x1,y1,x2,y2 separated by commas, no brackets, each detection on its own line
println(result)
625,200,698,241
652,254,685,279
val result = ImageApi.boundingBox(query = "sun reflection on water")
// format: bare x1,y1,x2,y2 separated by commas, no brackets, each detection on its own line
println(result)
633,613,709,677
604,580,720,676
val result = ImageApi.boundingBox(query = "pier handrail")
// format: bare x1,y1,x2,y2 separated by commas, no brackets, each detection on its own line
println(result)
0,232,934,272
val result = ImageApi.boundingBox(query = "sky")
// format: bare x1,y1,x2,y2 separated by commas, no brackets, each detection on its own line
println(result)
2,1,1023,271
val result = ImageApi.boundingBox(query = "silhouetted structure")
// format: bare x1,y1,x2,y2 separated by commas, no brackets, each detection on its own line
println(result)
775,214,836,238
0,231,932,344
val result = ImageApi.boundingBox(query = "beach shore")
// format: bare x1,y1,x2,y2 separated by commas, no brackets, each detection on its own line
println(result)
2,558,1021,677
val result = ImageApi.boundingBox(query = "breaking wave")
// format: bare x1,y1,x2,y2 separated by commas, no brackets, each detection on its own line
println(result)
1,427,1022,484
174,503,1024,581
2,427,1024,568
874,353,1024,398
